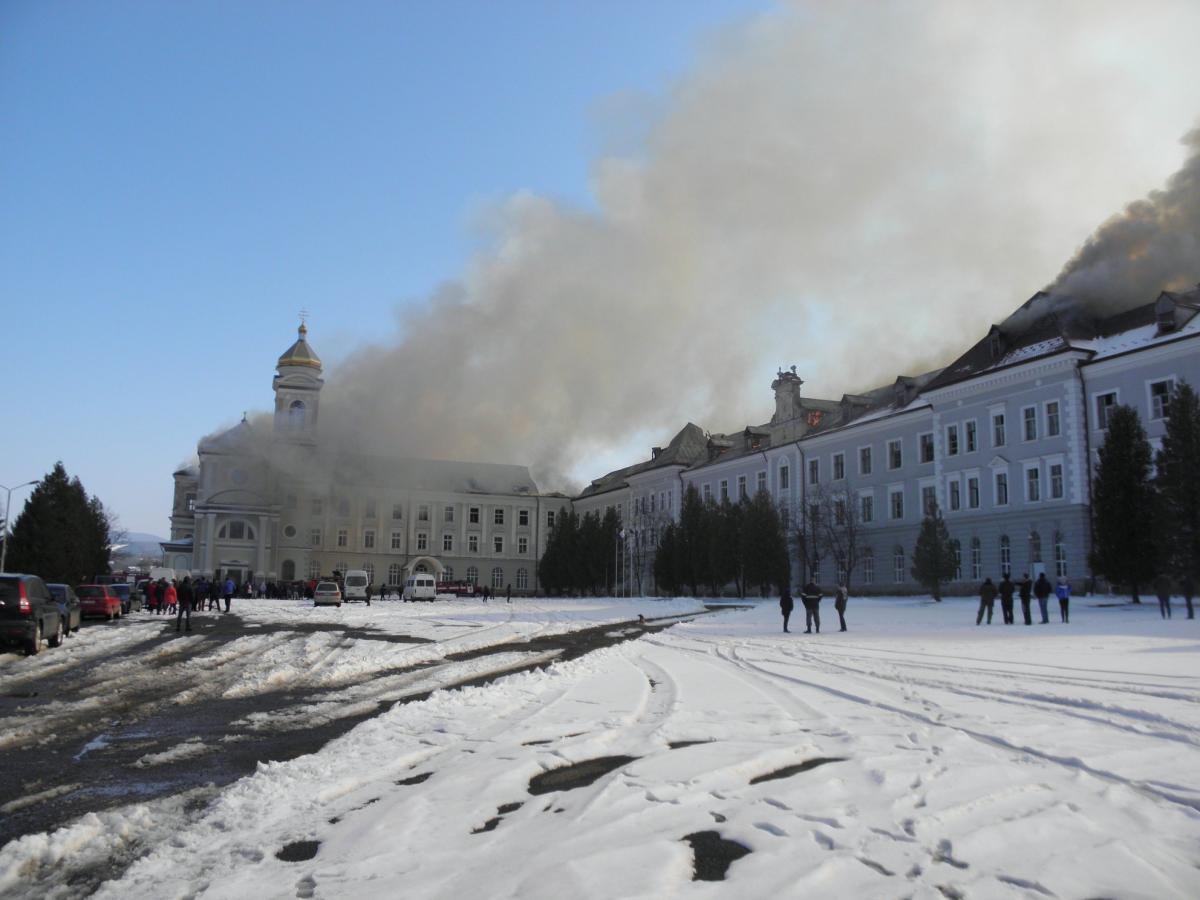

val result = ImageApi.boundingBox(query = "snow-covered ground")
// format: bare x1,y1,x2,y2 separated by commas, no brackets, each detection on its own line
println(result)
3,596,1198,898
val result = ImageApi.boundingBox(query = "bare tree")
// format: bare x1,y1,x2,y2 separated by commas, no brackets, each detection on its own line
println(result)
816,484,865,592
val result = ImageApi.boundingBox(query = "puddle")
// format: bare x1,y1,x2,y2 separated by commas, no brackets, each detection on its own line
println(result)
749,757,846,784
276,840,320,862
396,772,432,786
683,830,751,881
528,755,639,795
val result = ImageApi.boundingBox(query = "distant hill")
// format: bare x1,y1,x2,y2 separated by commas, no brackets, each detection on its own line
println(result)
111,532,168,558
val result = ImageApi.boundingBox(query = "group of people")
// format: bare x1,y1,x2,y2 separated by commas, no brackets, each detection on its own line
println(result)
977,572,1069,625
145,576,238,633
779,582,850,634
1152,573,1195,620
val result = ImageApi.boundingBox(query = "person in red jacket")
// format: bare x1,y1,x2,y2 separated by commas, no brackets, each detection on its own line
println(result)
164,581,178,616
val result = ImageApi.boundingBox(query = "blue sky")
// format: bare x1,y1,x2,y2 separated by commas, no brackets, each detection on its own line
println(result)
1,0,768,534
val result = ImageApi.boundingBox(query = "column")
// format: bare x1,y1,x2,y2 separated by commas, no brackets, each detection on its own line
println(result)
203,513,217,576
257,514,269,580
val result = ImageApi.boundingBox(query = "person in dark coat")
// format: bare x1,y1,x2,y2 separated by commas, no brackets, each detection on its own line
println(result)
176,576,194,633
1018,573,1033,625
1055,576,1071,623
977,578,997,625
481,585,489,603
834,583,848,632
1034,572,1052,624
998,575,1015,625
1153,573,1172,619
222,576,235,612
506,584,512,604
1182,575,1195,620
779,587,794,633
801,581,822,634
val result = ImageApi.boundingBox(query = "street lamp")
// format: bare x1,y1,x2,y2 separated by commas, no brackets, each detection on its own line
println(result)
0,480,37,574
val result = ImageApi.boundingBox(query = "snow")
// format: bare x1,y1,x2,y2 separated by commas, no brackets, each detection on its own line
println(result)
3,596,1198,898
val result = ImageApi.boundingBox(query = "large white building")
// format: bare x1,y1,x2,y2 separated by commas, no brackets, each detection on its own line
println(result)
162,325,567,592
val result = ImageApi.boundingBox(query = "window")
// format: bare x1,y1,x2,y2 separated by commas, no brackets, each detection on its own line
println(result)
970,538,982,579
284,524,298,540
810,556,820,584
940,428,954,458
888,439,903,470
518,536,529,555
1025,465,1041,502
519,509,530,527
1095,392,1117,430
779,464,790,489
1046,401,1061,437
336,561,348,576
364,563,375,583
466,566,478,585
859,446,872,475
444,506,455,523
312,498,324,516
308,560,321,580
365,500,377,519
992,411,1006,447
388,563,402,585
860,493,874,523
757,471,767,493
470,506,481,524
889,487,904,520
1022,406,1038,442
491,567,504,589
893,547,906,583
392,503,403,520
953,541,962,580
948,479,961,511
921,485,936,515
808,459,819,485
281,559,296,581
834,499,846,526
862,549,874,585
1029,531,1043,564
336,528,348,548
443,533,454,552
833,453,845,480
390,531,402,550
1000,535,1011,577
967,476,980,509
965,420,977,453
363,530,375,549
737,475,748,500
994,471,1009,506
702,483,712,502
1055,536,1067,578
418,505,429,522
780,506,790,530
516,568,529,590
468,534,479,553
338,498,350,517
417,533,428,551
493,535,504,553
1049,462,1064,500
443,566,454,582
720,480,729,502
310,528,322,547
1150,379,1174,419
546,510,556,529
494,508,505,526
288,400,306,430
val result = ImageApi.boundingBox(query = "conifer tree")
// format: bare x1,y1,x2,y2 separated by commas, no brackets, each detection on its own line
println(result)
1090,405,1158,602
653,521,680,595
5,462,111,584
742,490,789,596
910,508,956,601
1155,381,1200,581
676,485,706,595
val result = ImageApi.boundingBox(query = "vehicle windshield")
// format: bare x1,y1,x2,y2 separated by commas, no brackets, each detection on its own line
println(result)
77,586,106,598
345,576,367,586
109,585,131,599
316,582,338,592
48,585,67,600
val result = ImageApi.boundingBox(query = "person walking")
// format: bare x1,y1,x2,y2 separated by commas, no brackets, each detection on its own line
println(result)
1034,572,1052,624
834,582,849,632
1055,576,1071,623
1018,573,1033,625
977,577,997,625
1153,573,1172,619
164,580,178,617
146,580,159,614
1182,574,1195,620
482,585,489,603
779,586,794,633
222,576,235,613
176,576,194,633
998,574,1015,625
506,584,512,604
801,580,822,634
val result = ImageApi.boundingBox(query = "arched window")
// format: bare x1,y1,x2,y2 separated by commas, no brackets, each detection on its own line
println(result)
1029,531,1042,564
217,520,256,541
1000,535,1011,577
415,562,428,574
952,540,962,580
288,400,306,430
970,537,982,579
364,563,374,583
491,566,505,589
516,568,529,590
442,566,454,582
466,566,478,585
861,548,875,585
281,559,296,581
387,563,402,586
307,560,321,580
336,561,347,576
1054,534,1067,578
893,546,905,583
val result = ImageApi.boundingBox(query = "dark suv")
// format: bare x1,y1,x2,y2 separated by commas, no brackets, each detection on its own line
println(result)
0,573,66,655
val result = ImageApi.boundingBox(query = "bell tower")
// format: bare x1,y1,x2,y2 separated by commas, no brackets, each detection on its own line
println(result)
273,322,324,443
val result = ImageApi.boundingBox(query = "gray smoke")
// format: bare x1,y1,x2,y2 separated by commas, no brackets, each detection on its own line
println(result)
308,1,1200,490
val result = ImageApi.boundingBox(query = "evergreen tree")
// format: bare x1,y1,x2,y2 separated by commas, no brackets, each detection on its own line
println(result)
1156,382,1200,581
742,490,789,596
578,511,603,594
676,485,706,595
653,521,681,595
5,462,111,584
701,498,728,596
910,509,956,601
1091,405,1158,602
721,500,747,598
599,506,622,596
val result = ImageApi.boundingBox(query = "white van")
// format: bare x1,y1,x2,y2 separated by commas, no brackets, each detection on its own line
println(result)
402,574,437,602
343,570,371,604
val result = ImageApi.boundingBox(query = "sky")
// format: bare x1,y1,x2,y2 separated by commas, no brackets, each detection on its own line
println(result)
3,0,1199,536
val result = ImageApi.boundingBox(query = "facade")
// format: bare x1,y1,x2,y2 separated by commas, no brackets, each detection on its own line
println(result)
161,325,567,592
577,288,1200,594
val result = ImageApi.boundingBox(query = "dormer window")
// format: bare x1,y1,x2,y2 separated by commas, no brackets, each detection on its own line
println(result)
988,332,1002,361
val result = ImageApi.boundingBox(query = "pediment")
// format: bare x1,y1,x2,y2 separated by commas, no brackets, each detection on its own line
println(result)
988,455,1010,469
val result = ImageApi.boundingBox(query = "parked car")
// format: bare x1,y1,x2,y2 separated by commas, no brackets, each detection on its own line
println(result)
313,581,342,607
46,583,82,636
0,573,66,655
77,585,123,620
343,570,371,604
108,583,142,615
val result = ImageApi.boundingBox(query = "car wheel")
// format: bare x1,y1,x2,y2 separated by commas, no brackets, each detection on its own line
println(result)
336,603,342,608
26,622,42,656
48,618,64,648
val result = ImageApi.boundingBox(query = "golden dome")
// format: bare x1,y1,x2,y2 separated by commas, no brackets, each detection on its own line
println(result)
277,323,323,371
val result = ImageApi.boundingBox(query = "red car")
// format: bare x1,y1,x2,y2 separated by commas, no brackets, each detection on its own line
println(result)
77,585,123,620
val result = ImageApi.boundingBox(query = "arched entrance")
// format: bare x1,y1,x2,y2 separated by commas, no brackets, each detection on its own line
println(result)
405,556,444,579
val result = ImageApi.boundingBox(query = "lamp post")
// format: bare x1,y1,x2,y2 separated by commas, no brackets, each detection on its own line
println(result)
0,480,37,574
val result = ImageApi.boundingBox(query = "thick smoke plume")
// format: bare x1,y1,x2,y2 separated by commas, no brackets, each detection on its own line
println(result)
313,1,1200,491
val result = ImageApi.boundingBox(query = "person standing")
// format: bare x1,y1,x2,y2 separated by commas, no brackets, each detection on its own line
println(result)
801,580,822,634
176,576,194,633
1055,576,1071,623
834,582,849,632
1034,572,1052,624
482,585,489,603
1182,574,1195,620
1153,573,1172,619
977,577,997,625
779,587,794,633
222,576,235,612
164,580,178,617
998,574,1015,625
506,584,512,604
1018,573,1033,626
